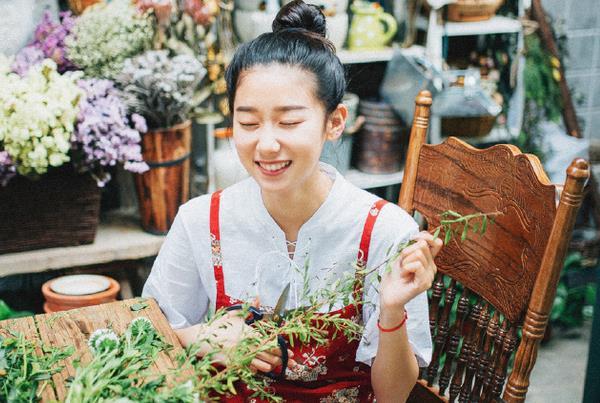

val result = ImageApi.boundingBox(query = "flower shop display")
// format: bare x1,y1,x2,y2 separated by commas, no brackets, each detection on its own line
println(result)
117,49,206,233
1,1,220,245
0,32,148,253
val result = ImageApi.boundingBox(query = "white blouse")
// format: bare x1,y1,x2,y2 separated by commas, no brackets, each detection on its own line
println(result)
143,163,432,367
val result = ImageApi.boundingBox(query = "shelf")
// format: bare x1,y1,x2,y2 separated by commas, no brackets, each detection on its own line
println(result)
337,47,395,64
0,212,165,277
443,16,522,37
345,168,404,189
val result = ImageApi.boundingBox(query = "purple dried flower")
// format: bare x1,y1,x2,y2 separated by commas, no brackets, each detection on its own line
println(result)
11,46,45,76
0,151,17,187
131,113,148,133
13,10,76,75
72,78,149,184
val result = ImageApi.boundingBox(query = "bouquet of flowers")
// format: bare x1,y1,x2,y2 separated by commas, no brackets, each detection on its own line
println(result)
12,10,76,76
65,0,154,80
0,57,148,187
116,50,206,129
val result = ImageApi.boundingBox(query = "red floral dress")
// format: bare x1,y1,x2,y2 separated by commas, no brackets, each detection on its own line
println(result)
209,190,388,402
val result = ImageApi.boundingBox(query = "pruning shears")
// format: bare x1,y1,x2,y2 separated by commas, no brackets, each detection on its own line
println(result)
225,283,291,379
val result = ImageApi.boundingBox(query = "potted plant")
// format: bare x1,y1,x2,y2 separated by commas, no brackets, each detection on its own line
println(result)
116,49,206,234
110,0,219,234
0,55,148,254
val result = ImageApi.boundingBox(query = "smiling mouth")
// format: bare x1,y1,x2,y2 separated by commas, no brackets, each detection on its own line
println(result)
255,160,292,174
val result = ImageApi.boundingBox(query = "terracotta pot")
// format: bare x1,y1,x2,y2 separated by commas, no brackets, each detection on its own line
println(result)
134,120,192,234
42,276,120,313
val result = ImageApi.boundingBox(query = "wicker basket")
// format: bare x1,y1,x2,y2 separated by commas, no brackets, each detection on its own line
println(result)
441,115,497,138
0,169,101,255
447,0,505,22
67,0,102,15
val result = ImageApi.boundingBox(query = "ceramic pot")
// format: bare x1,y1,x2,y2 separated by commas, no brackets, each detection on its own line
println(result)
234,0,266,11
348,1,397,50
213,128,249,189
234,9,277,42
326,12,348,50
0,0,35,56
42,275,120,313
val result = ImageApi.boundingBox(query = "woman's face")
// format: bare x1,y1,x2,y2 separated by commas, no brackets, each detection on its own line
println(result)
232,64,345,195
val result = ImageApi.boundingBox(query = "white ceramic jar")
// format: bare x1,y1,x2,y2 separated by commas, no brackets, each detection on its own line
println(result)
0,0,36,56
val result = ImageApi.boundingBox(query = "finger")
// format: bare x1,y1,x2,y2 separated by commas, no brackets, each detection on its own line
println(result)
402,261,435,290
400,261,422,275
400,239,427,259
256,352,282,368
415,231,444,258
250,358,274,373
402,245,429,270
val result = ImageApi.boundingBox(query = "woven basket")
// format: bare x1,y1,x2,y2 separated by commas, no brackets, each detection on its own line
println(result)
0,169,101,255
67,0,102,15
447,0,505,22
441,115,497,138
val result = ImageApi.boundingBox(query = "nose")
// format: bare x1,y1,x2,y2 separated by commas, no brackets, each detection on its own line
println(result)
256,128,281,155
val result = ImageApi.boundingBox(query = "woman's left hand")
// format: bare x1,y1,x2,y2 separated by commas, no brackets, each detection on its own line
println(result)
379,231,443,313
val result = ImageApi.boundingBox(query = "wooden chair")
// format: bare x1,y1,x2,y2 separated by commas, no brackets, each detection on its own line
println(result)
400,91,589,402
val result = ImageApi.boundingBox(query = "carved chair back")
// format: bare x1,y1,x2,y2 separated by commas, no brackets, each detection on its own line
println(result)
400,91,589,402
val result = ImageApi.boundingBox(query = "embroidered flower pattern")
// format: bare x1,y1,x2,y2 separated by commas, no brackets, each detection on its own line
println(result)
319,386,360,403
286,347,328,382
210,233,223,267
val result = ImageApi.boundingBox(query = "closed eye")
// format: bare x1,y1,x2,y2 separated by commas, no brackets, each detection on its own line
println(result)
239,122,259,128
281,121,302,127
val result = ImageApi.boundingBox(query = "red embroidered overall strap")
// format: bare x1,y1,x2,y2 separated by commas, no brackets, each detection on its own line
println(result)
209,190,227,303
354,198,389,297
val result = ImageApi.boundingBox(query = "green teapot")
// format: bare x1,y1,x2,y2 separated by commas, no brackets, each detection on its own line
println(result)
348,1,397,51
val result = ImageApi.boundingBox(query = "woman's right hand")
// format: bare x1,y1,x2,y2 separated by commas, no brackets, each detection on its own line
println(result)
175,305,295,374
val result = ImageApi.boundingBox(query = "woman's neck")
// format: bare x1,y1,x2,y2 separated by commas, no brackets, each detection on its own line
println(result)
261,168,333,242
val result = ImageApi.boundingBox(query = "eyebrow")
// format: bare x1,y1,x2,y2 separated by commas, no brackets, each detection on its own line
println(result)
235,105,309,113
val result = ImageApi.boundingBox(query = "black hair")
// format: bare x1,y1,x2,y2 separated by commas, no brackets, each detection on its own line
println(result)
225,0,346,115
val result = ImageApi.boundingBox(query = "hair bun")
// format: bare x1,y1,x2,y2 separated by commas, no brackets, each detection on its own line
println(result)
272,0,327,38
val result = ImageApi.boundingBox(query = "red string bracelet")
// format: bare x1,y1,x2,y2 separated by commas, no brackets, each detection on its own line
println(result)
377,310,408,332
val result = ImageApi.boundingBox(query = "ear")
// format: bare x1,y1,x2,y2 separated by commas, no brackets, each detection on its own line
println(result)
325,103,348,141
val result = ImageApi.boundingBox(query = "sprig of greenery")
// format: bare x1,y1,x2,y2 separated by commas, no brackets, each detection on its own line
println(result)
359,211,501,282
0,330,73,402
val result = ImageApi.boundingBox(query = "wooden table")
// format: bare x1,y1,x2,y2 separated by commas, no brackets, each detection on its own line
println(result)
0,298,186,402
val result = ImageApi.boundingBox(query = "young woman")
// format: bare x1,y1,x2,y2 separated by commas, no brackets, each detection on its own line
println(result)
143,1,442,401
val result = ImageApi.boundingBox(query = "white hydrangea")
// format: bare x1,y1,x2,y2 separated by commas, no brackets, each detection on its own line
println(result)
0,58,83,176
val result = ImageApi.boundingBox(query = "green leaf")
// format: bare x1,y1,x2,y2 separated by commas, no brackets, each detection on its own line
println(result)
444,230,452,245
461,223,468,241
433,227,441,241
481,215,488,234
130,303,148,312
